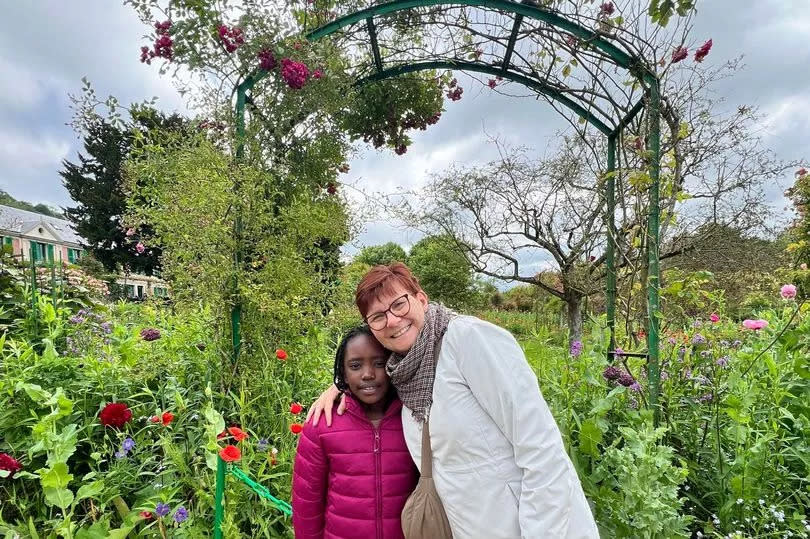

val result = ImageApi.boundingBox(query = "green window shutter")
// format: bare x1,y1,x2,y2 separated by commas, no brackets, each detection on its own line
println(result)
47,244,55,262
68,249,75,263
29,240,38,262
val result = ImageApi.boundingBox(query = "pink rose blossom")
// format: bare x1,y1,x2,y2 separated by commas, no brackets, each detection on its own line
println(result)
135,242,146,254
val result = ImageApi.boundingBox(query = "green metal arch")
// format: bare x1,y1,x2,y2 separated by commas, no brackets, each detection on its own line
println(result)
306,0,640,73
358,59,613,135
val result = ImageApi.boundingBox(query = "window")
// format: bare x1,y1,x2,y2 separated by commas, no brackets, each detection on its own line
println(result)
1,236,12,254
125,284,135,298
154,287,168,297
67,248,82,263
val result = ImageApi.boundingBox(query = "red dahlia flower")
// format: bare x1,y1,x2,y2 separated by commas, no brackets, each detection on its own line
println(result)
99,402,133,429
0,453,22,478
219,445,241,462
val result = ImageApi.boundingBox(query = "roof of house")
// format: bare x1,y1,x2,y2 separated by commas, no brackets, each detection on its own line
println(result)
0,204,84,246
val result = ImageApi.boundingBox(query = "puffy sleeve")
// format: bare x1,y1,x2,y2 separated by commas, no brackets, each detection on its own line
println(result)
450,319,581,537
291,423,328,539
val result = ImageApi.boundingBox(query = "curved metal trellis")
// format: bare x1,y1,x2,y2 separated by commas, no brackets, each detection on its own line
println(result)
228,0,662,432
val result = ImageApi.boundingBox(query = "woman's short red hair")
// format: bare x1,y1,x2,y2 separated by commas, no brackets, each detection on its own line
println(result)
355,262,424,318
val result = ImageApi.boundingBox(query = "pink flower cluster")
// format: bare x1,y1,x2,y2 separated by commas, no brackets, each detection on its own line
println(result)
140,20,173,64
671,39,713,65
257,49,277,71
218,25,245,53
280,58,310,89
780,284,797,300
446,78,463,101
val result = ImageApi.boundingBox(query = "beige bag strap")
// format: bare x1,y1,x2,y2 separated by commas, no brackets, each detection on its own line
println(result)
420,335,443,479
420,415,434,478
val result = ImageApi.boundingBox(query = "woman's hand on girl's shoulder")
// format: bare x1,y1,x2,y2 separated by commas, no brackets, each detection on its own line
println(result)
306,384,346,427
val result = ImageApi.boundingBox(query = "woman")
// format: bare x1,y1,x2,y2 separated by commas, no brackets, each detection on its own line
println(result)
309,263,599,538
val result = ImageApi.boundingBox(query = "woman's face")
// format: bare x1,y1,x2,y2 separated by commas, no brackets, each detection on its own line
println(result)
343,333,389,406
364,284,429,354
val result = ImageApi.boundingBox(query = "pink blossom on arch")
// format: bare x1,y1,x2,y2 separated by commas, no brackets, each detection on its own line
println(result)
694,39,713,62
671,46,688,63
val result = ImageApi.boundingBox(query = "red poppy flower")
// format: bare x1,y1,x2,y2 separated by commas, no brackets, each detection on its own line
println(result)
290,423,303,435
289,403,303,415
219,445,241,462
139,511,153,519
276,349,288,360
228,426,249,442
161,412,174,426
99,402,133,429
150,415,160,423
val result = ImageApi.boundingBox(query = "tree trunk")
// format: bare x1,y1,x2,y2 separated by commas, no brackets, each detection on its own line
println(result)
566,294,584,344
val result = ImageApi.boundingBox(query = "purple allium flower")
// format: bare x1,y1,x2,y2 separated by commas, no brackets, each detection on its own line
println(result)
693,374,710,385
699,393,713,404
731,340,742,348
122,437,135,452
155,502,170,518
173,506,188,524
569,340,583,358
140,328,161,341
614,347,624,358
719,340,729,347
693,319,703,328
628,397,639,409
629,381,642,392
617,372,635,387
716,356,729,368
101,322,113,334
677,346,686,361
667,336,677,345
114,450,127,459
700,350,711,359
660,370,669,381
257,438,269,451
691,333,706,346
603,366,621,381
69,315,85,324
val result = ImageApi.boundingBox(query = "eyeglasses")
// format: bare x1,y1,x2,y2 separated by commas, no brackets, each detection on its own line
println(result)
365,294,411,330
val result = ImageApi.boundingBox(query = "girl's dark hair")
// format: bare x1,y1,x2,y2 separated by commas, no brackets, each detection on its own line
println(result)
333,325,379,392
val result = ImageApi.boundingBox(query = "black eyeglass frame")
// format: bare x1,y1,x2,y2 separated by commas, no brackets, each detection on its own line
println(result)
364,293,411,330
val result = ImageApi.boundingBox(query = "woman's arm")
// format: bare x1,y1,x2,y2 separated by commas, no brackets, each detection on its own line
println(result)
291,424,329,538
305,384,345,427
453,320,590,537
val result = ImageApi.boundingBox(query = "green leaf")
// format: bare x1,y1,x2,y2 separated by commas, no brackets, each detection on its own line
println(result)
40,462,73,489
44,487,74,509
579,418,604,457
75,480,105,504
16,382,51,403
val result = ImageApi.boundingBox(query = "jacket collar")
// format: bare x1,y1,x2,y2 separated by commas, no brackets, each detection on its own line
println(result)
344,392,402,422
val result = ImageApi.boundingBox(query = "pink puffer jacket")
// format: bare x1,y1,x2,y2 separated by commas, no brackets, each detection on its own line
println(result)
292,395,418,539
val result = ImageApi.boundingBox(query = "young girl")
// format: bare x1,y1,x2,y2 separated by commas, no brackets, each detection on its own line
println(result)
292,326,417,539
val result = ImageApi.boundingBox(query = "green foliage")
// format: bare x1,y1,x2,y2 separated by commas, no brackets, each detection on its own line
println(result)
354,242,408,267
61,107,189,276
648,0,696,27
0,189,63,218
408,235,475,309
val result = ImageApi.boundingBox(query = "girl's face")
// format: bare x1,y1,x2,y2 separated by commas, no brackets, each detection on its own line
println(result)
343,333,390,406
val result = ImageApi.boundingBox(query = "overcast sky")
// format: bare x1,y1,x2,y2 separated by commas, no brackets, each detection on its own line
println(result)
1,1,808,260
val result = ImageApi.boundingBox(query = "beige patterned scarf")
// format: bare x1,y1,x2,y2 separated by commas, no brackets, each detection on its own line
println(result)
387,303,456,422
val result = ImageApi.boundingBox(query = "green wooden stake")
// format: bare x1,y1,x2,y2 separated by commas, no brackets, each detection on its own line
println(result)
214,456,226,539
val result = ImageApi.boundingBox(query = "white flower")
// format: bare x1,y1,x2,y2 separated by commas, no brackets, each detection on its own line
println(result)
759,499,765,506
736,498,743,504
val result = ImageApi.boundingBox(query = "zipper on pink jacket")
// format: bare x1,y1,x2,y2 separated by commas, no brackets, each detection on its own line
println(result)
374,425,383,539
